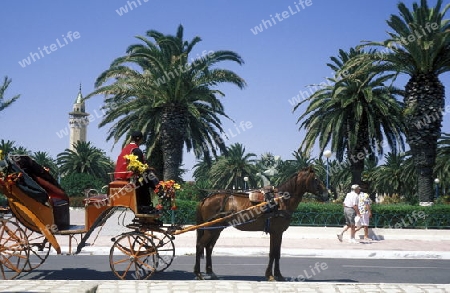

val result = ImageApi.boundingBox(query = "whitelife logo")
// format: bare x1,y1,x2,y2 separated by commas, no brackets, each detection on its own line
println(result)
250,0,313,35
18,31,81,68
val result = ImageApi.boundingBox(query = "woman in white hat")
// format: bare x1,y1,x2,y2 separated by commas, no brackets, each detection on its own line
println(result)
355,189,372,241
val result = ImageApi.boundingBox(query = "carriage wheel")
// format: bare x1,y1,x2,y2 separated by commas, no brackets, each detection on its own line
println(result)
145,229,175,272
109,231,158,280
10,216,52,272
0,219,29,280
20,226,52,272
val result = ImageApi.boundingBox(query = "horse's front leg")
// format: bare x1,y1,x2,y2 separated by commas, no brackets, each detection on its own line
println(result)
265,257,274,281
273,251,284,281
266,232,285,281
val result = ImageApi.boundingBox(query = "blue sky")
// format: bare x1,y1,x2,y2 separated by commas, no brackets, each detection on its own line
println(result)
1,0,449,180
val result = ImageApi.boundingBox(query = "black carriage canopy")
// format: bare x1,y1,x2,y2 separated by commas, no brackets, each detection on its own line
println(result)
6,155,57,206
3,155,71,229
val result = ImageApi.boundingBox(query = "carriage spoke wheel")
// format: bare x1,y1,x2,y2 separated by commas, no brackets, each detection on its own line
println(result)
109,231,158,280
20,226,52,272
145,229,175,272
0,219,29,280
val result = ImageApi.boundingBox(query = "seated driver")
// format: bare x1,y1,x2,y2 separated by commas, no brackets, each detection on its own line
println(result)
114,131,159,214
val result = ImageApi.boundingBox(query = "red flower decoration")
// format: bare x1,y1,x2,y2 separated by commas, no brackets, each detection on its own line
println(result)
154,180,179,211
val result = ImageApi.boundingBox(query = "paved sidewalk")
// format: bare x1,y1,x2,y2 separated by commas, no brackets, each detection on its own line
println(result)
1,208,449,293
63,208,450,260
1,280,449,293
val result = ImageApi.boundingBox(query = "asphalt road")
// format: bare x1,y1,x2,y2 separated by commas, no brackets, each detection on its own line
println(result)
15,255,450,284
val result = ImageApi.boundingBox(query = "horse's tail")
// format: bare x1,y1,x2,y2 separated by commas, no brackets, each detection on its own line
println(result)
196,202,205,259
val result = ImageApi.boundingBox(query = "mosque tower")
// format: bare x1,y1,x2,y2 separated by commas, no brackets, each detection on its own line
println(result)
69,85,89,150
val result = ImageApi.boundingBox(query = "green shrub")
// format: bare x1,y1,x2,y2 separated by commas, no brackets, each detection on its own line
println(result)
175,182,206,201
159,199,198,225
436,195,450,205
371,204,450,229
69,194,450,229
70,196,86,208
60,173,106,197
289,202,450,228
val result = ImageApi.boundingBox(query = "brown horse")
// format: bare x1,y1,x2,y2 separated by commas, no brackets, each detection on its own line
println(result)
194,166,327,281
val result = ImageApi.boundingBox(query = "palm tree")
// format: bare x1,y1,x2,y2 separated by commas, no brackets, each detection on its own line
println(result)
32,151,59,178
0,76,20,114
295,47,405,185
0,139,16,157
365,152,418,204
367,152,405,196
57,141,113,182
209,143,257,189
348,0,450,203
255,152,282,187
272,151,312,186
11,146,32,156
397,152,418,201
86,24,246,181
192,159,215,187
435,133,450,196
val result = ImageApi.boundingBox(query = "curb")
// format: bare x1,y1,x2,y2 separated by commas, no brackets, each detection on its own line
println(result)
73,246,450,260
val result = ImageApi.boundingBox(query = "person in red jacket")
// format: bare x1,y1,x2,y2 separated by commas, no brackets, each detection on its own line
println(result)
114,131,159,214
114,131,145,180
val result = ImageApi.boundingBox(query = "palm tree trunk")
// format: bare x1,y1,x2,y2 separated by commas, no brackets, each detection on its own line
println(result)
404,73,445,203
410,145,435,203
349,150,364,185
160,106,186,181
348,118,370,186
147,140,164,179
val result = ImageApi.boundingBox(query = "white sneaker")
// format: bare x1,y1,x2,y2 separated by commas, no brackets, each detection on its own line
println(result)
337,233,343,242
349,238,358,244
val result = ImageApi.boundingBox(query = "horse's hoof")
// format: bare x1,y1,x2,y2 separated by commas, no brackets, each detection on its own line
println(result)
199,273,218,280
267,276,276,282
194,273,204,280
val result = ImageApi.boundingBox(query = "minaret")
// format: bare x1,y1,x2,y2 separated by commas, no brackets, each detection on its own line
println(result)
69,85,89,150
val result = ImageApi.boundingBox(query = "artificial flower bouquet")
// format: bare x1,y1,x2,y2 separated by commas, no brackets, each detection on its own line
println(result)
0,150,22,186
154,180,181,211
124,154,149,183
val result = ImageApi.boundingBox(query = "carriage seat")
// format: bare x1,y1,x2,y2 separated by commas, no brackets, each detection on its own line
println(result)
247,187,281,215
83,194,109,205
248,190,265,203
248,186,278,203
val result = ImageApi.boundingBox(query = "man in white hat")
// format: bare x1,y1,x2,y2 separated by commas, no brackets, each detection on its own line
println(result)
337,184,362,243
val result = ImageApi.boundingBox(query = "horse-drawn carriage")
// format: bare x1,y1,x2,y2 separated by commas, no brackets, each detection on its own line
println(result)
0,154,179,280
0,154,327,281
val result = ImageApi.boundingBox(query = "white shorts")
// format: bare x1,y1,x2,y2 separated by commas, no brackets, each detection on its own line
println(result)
359,212,370,226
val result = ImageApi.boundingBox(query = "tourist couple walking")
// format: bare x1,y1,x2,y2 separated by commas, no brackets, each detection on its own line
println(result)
337,184,372,243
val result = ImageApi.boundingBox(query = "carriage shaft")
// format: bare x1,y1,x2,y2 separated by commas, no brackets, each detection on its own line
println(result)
170,197,283,236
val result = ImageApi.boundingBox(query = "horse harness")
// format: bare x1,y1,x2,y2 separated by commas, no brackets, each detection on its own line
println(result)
203,188,293,231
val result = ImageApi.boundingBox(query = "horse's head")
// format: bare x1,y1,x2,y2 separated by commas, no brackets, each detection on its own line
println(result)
297,166,328,201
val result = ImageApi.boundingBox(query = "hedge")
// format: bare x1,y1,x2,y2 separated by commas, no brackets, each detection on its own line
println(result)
70,198,450,229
